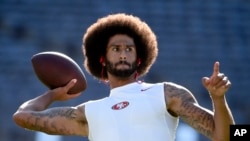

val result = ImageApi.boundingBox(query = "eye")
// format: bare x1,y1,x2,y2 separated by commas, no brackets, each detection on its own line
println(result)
126,47,131,52
111,46,119,52
126,46,135,52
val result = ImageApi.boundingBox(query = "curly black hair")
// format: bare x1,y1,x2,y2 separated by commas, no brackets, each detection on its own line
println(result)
82,13,158,80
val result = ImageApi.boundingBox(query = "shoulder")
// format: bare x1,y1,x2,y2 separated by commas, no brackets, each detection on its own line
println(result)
163,82,192,96
85,97,108,105
163,82,198,116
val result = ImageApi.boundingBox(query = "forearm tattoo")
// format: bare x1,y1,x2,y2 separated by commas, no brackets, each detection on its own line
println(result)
24,107,83,135
165,83,214,138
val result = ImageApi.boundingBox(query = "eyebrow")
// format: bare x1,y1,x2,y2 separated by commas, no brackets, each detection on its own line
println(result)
108,42,135,47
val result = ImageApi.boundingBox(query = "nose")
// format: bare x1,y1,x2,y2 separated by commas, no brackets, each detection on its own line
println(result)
119,48,127,61
119,56,126,61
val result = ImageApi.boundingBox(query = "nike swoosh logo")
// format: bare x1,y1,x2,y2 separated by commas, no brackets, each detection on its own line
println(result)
141,87,152,91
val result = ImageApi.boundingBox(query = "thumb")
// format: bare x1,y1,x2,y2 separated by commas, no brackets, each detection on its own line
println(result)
67,92,82,98
202,77,210,87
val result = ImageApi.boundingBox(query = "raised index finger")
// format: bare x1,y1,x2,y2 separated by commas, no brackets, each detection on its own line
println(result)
212,61,220,76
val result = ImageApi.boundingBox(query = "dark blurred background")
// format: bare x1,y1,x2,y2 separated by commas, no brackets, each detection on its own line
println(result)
0,0,249,141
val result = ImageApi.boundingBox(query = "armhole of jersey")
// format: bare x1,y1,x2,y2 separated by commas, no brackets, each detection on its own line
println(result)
160,82,179,141
159,82,178,119
84,101,92,140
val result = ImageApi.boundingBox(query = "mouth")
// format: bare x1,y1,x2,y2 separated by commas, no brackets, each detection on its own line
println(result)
115,61,130,69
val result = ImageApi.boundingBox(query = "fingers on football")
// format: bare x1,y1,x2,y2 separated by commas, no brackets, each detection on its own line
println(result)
66,79,77,90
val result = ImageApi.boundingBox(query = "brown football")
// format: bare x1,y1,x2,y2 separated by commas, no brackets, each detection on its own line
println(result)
31,51,87,94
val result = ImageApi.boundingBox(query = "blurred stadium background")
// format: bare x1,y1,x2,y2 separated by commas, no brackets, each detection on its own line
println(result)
0,0,249,141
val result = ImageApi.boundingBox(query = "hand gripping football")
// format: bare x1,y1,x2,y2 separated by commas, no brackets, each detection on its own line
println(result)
31,51,87,94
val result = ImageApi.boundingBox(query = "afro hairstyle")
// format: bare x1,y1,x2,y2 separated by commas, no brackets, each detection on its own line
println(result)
82,13,158,80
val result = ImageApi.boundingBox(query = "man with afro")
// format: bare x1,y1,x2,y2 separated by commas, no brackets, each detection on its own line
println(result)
13,13,234,141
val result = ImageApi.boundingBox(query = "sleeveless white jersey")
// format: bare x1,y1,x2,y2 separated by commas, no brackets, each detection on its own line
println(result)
85,82,179,141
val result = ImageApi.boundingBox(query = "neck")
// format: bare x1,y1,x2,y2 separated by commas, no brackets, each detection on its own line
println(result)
107,73,137,89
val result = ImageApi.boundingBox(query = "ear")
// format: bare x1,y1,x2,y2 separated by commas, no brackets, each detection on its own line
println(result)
100,56,106,66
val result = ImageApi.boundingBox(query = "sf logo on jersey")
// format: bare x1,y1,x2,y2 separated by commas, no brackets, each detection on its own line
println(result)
111,101,129,110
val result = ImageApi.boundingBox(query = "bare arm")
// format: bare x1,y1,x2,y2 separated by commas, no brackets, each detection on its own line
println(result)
202,62,235,140
13,79,88,136
165,62,234,141
165,83,215,137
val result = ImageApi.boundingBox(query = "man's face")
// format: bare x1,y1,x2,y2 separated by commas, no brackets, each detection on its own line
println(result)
105,34,137,78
